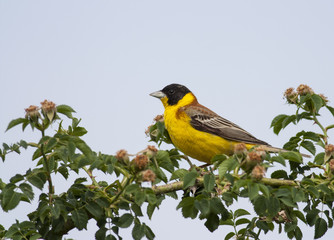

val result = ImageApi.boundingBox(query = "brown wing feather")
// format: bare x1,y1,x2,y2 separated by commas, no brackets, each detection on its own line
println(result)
184,104,269,145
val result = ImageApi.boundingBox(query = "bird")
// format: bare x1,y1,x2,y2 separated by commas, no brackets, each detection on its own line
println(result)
150,83,308,164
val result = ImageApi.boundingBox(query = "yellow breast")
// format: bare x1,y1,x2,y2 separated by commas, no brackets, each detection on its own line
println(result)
162,93,247,163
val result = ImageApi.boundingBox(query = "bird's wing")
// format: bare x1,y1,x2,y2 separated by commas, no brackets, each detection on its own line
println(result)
184,104,269,145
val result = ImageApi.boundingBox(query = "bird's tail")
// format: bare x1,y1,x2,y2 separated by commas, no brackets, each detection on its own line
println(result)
260,145,311,158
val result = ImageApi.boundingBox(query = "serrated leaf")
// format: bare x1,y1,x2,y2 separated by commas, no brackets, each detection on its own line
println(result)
224,232,235,240
116,213,134,228
57,105,75,119
253,195,266,215
71,208,88,230
306,209,320,226
314,218,327,239
236,218,251,226
267,197,280,217
183,170,198,189
327,106,334,117
300,140,316,155
248,182,259,201
6,118,27,132
258,184,270,198
45,137,57,152
204,213,219,232
204,173,215,192
1,188,21,211
27,172,46,190
194,198,210,217
282,115,296,128
143,223,155,240
314,152,325,165
234,209,250,218
280,151,302,163
170,168,188,180
271,114,288,135
311,94,324,113
132,221,145,240
271,170,288,179
85,202,103,219
218,156,237,179
135,191,146,206
19,183,34,200
303,132,320,142
10,174,24,184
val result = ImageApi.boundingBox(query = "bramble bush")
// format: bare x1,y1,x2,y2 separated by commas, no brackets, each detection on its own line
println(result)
1,84,334,240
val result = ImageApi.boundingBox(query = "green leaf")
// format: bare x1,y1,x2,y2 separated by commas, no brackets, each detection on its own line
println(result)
293,210,306,224
125,184,140,194
135,191,146,206
311,94,324,112
248,182,259,201
267,197,280,217
132,221,145,240
314,152,325,165
203,173,215,192
303,131,320,142
19,183,34,200
224,232,235,240
85,201,103,219
27,172,46,190
131,203,143,217
234,209,250,218
1,187,21,211
306,209,320,226
235,218,251,226
218,156,237,179
6,118,27,132
271,170,288,179
327,106,334,117
117,213,134,228
71,208,88,230
258,184,270,198
253,195,266,215
143,223,155,240
307,186,320,198
271,155,286,166
282,115,296,128
295,226,303,240
194,198,210,217
57,104,75,119
176,197,198,219
300,140,316,155
204,213,219,232
280,151,302,163
183,170,198,189
314,218,327,239
170,168,188,180
284,222,296,232
271,114,288,135
45,137,58,152
10,174,24,184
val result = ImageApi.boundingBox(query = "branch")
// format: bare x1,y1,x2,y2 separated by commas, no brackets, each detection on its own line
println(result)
152,176,298,195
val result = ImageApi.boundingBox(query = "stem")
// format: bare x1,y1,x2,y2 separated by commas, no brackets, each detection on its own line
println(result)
312,113,328,145
83,166,99,186
40,129,54,204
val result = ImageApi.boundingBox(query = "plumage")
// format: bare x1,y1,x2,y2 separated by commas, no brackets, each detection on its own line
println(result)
150,83,309,163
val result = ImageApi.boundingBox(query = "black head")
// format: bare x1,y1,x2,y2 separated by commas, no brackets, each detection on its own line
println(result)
161,84,191,105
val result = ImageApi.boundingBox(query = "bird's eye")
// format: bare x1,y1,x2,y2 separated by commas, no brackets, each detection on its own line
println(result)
168,89,175,95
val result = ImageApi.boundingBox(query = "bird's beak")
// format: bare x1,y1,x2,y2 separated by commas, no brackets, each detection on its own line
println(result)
149,90,166,99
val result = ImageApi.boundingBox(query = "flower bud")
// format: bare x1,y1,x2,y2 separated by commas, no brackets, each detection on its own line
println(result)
146,145,158,158
25,105,40,121
284,88,298,104
154,114,164,122
296,84,314,96
251,165,265,181
133,155,149,170
329,159,334,173
234,143,247,156
141,169,156,182
40,100,57,122
116,149,129,165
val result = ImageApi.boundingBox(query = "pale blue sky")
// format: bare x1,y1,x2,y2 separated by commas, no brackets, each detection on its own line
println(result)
1,1,334,239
